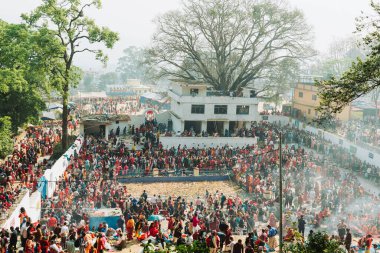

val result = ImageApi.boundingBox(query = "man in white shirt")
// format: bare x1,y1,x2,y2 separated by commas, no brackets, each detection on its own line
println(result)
229,237,236,253
61,222,69,236
50,240,64,253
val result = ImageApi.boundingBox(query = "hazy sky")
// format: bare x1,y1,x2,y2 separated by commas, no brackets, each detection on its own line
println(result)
0,0,373,71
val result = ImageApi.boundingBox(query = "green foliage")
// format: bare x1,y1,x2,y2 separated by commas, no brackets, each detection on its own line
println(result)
283,231,345,253
50,135,76,161
143,241,208,253
317,1,380,119
0,117,13,159
22,0,119,149
0,20,62,131
175,241,208,253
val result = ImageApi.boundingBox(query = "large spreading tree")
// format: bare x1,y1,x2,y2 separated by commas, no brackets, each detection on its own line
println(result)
23,0,119,150
149,0,313,92
317,1,380,119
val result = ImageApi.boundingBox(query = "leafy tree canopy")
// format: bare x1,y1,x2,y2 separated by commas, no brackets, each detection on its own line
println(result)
22,0,119,149
0,19,63,131
317,1,380,119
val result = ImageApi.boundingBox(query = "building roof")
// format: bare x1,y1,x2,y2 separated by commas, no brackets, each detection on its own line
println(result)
80,114,131,124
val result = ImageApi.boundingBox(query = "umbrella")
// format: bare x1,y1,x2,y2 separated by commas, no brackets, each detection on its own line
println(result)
148,215,164,221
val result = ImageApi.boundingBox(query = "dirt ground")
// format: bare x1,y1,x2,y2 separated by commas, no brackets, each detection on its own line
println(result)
121,180,246,253
123,180,247,202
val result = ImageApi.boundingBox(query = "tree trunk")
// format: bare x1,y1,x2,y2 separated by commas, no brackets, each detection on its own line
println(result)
61,83,69,151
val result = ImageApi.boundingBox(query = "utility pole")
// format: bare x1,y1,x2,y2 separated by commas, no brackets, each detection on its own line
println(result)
279,131,283,253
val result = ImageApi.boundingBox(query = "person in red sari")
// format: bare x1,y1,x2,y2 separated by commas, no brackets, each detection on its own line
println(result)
149,223,159,237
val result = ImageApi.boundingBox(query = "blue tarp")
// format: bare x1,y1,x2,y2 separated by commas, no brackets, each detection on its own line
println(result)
88,208,123,229
37,176,48,199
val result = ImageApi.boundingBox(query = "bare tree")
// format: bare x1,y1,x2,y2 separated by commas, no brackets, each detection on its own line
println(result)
149,0,313,92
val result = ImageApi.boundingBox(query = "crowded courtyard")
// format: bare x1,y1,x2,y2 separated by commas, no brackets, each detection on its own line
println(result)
2,0,380,253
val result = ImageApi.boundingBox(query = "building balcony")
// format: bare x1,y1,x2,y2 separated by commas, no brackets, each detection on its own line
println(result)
168,90,259,104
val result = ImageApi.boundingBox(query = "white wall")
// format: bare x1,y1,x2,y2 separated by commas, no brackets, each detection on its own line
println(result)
169,90,260,122
171,116,183,133
262,115,380,166
160,136,257,148
28,192,41,223
107,120,130,134
1,190,30,229
45,135,84,198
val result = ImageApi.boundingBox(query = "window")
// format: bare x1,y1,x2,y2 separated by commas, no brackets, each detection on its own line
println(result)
214,105,228,114
308,109,311,114
236,105,249,115
190,88,199,96
299,92,303,98
312,94,317,101
191,104,205,114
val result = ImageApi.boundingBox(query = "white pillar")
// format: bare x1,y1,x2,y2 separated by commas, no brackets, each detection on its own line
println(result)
79,124,84,136
105,125,109,140
223,121,229,136
201,121,207,132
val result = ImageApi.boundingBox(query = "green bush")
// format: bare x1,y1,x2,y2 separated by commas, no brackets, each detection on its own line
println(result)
283,231,345,253
0,116,13,159
50,135,77,161
146,241,208,253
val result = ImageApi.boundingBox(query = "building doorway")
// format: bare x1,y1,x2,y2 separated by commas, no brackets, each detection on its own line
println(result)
184,121,202,134
207,121,224,135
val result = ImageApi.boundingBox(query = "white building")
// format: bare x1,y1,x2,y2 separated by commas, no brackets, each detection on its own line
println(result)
168,82,259,136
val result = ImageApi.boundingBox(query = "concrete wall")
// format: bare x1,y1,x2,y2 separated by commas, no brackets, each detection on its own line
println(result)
44,135,84,198
304,125,380,166
1,190,31,229
118,175,229,184
160,136,257,148
263,114,380,166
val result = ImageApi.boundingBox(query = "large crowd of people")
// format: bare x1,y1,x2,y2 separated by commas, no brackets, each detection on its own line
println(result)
0,118,379,252
76,97,164,116
334,118,380,150
0,126,61,213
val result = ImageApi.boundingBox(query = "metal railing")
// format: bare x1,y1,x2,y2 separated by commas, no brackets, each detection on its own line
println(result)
117,167,231,178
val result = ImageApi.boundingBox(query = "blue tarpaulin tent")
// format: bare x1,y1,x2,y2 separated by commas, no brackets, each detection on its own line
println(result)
88,208,123,229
